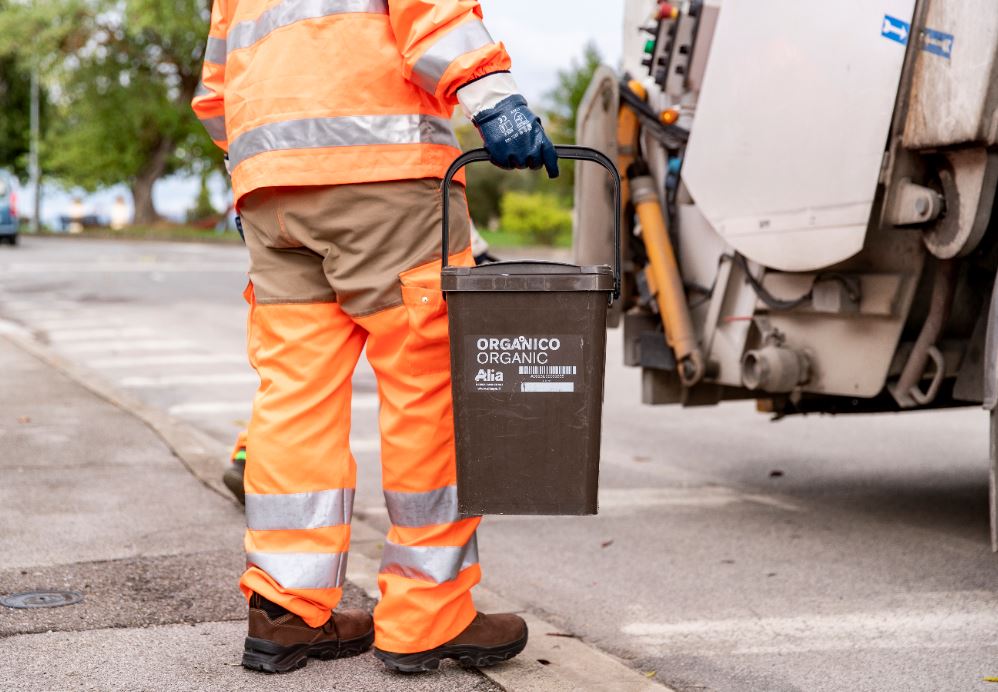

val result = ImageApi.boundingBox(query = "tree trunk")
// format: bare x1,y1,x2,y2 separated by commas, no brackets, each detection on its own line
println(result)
130,138,173,226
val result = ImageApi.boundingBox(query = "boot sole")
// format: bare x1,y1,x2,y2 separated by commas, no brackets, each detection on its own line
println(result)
373,633,528,674
242,630,374,674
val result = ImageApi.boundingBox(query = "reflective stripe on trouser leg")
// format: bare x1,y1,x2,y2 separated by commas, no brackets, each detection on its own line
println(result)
358,247,480,654
239,290,367,629
384,484,470,528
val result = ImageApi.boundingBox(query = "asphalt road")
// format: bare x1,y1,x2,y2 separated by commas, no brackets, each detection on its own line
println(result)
1,236,995,692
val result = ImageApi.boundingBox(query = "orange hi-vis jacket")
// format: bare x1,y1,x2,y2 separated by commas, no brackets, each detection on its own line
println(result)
192,0,511,205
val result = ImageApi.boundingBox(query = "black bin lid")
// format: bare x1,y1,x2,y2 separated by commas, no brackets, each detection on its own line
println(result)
441,261,614,293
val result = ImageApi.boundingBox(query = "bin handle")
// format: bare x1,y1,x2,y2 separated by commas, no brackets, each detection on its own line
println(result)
441,145,622,301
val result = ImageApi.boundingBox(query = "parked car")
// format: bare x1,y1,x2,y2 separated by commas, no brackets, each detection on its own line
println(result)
0,174,18,245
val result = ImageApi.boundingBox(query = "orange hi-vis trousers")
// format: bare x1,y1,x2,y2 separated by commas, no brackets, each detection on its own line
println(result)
237,179,479,654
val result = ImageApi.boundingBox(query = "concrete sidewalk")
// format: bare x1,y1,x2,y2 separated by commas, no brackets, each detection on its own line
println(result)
0,336,497,691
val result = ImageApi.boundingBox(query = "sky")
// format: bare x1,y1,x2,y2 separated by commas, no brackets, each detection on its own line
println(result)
20,1,625,226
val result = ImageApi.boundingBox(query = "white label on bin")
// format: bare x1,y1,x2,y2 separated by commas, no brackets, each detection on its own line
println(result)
466,335,583,394
521,382,575,392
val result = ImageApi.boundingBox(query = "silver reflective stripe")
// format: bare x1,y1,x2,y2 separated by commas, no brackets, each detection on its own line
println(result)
412,20,494,94
228,0,388,54
229,114,459,168
200,115,228,143
384,485,460,528
247,551,347,590
194,81,211,98
204,36,227,65
379,534,479,584
246,488,354,531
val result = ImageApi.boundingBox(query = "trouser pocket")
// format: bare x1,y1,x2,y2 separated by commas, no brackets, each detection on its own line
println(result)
399,273,450,377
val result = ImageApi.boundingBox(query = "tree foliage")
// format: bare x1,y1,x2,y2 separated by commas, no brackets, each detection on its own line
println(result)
0,0,50,181
0,0,218,223
501,191,572,246
544,41,603,146
0,54,33,181
542,41,603,197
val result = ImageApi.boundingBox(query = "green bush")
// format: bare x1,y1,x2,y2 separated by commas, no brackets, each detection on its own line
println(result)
500,191,572,246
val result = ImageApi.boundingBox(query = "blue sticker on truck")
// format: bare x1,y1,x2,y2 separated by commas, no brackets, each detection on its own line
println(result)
921,27,954,59
881,15,910,45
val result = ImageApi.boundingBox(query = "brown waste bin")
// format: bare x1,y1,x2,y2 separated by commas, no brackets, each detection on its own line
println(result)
440,146,621,515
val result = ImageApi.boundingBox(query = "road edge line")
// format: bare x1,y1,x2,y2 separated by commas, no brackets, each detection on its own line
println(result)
2,326,672,692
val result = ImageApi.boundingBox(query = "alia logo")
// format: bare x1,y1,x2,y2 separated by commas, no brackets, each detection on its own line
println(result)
475,369,504,382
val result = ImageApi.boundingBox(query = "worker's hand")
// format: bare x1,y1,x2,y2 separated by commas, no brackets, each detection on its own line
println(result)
472,95,559,179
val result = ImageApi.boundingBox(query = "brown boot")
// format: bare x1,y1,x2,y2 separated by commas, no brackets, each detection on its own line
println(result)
242,594,374,674
222,459,246,506
374,612,527,673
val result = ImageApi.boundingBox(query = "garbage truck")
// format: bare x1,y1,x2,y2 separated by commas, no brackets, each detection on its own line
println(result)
573,0,998,547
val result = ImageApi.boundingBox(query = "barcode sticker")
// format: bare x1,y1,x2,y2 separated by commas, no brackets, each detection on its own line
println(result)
518,365,577,375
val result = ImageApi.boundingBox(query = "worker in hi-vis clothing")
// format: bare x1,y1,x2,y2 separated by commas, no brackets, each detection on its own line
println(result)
221,221,495,507
192,0,558,675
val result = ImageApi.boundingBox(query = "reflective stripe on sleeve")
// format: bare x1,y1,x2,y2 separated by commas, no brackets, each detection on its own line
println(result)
194,81,212,99
199,115,228,143
379,534,479,584
228,114,459,168
383,485,461,528
227,0,388,54
204,36,227,65
412,20,495,94
245,488,355,531
247,551,348,590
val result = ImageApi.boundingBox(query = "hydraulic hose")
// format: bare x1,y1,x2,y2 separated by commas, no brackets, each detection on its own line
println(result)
630,174,705,386
890,259,957,408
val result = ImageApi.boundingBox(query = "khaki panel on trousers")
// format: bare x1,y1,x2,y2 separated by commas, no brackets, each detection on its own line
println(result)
239,178,470,315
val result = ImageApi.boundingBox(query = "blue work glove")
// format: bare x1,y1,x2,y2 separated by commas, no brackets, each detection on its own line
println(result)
472,95,559,178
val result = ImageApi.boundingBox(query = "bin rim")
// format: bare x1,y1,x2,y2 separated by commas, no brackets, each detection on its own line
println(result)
441,261,615,294
442,260,615,274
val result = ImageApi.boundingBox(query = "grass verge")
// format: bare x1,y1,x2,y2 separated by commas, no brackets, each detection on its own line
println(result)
33,225,243,244
479,229,572,249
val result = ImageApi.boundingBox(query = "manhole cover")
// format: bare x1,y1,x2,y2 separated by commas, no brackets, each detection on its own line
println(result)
0,591,84,609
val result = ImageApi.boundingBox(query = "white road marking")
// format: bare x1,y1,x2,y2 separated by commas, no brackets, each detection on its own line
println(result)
88,353,249,368
622,596,998,655
60,339,197,353
0,300,79,312
0,319,29,336
48,327,156,342
37,323,123,333
168,393,381,418
3,311,80,323
0,262,246,274
120,372,258,388
169,401,252,416
597,486,801,513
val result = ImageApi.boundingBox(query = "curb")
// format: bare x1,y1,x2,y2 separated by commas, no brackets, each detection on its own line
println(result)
1,326,671,692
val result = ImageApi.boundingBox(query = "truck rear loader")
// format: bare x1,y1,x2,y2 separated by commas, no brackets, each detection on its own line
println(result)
573,0,998,547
